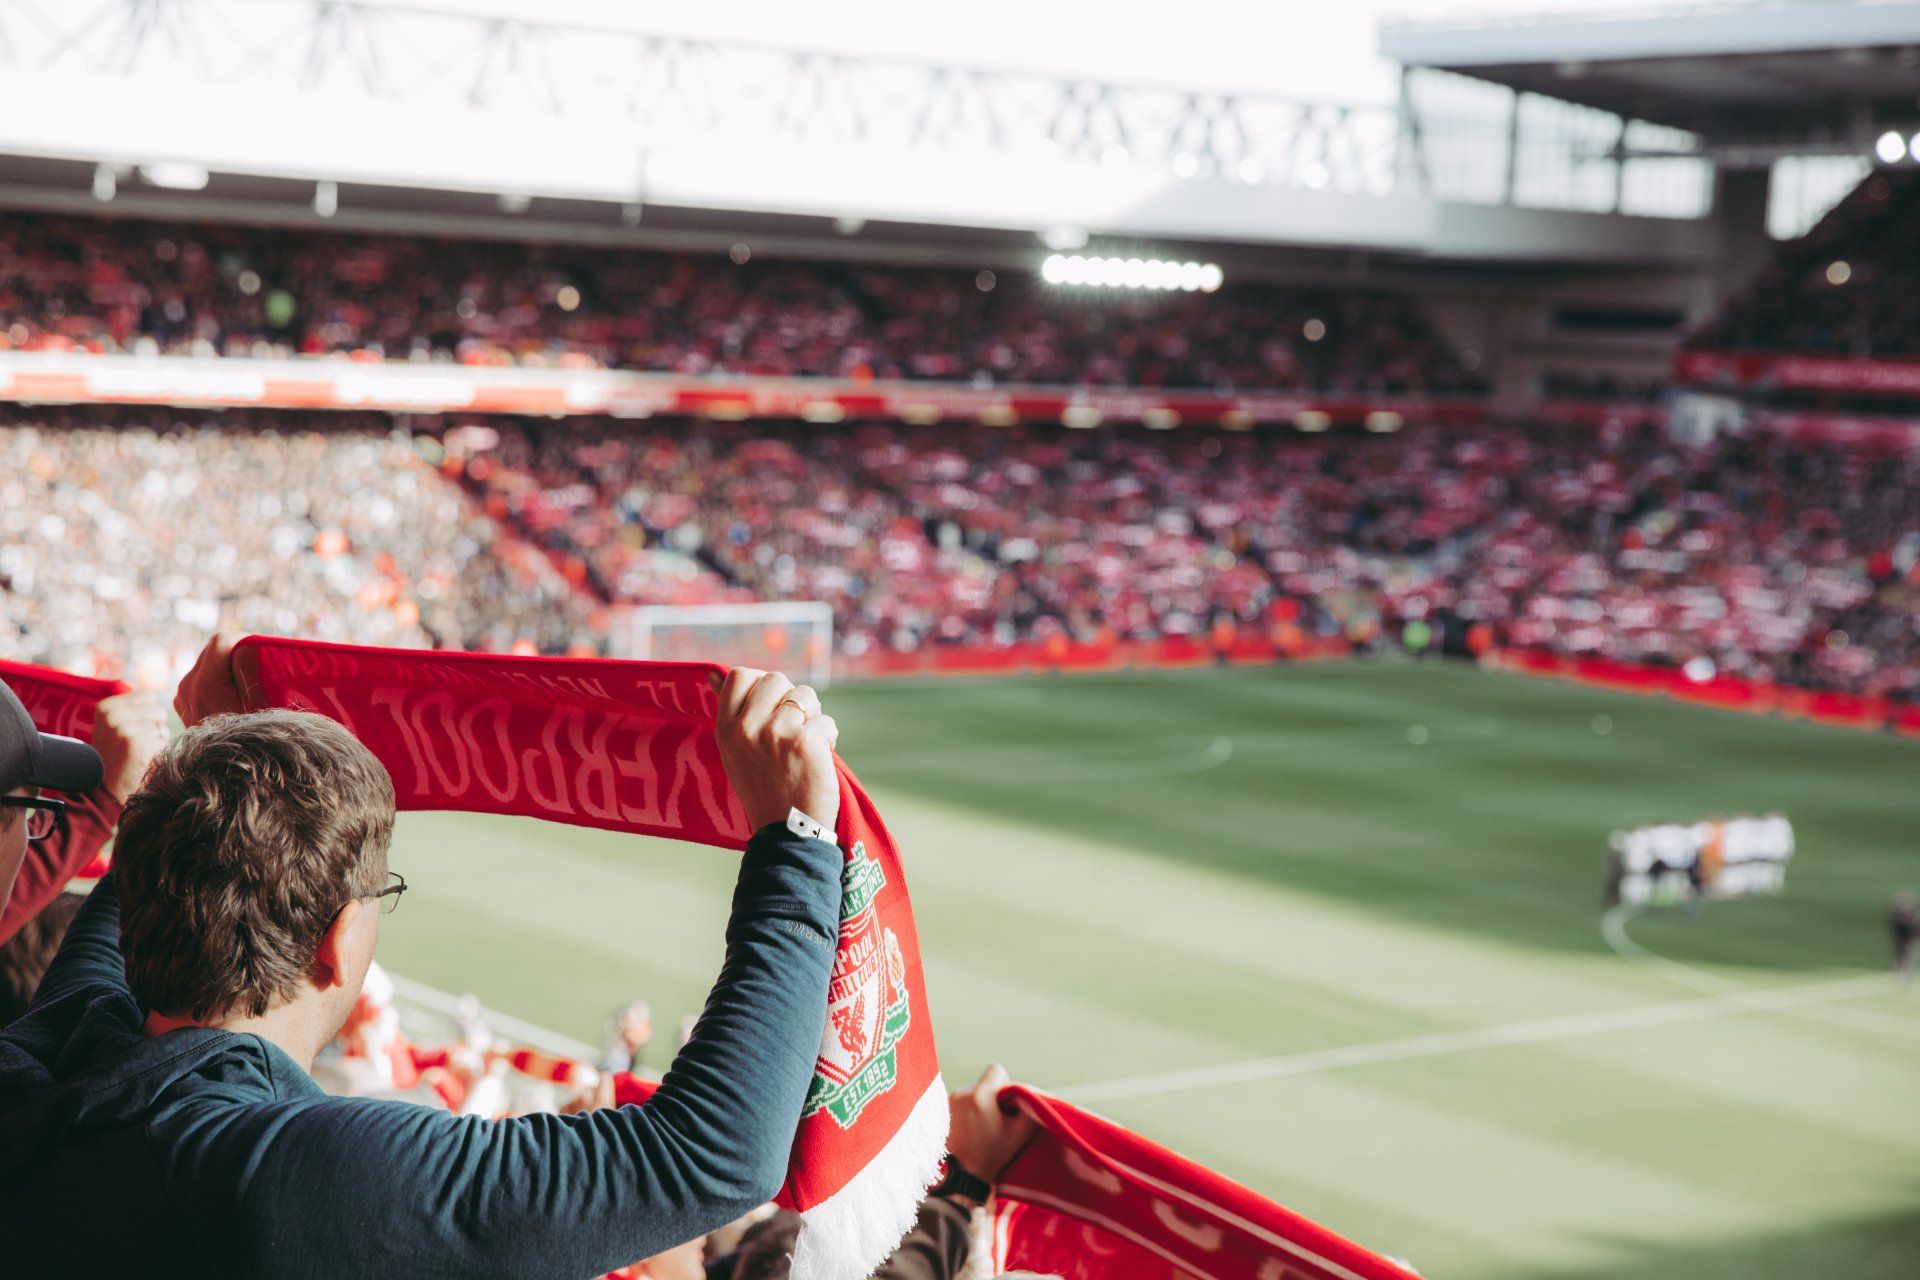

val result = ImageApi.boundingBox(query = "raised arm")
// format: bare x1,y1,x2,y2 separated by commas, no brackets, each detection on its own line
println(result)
210,669,848,1276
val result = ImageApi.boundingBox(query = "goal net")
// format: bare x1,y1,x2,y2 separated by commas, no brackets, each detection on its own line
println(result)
612,602,835,688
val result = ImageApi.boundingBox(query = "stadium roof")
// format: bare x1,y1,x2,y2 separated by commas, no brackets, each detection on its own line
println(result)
1381,1,1920,147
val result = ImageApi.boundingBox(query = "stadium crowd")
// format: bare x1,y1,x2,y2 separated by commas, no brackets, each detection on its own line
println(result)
1691,168,1920,359
3,409,1916,703
0,213,1481,393
449,414,1920,701
0,409,600,682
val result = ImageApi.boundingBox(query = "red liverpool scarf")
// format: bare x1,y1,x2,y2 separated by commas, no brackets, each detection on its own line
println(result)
989,1086,1421,1280
232,637,946,1280
0,658,126,742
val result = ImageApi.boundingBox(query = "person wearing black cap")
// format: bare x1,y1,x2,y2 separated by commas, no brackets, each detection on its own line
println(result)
0,681,106,930
0,682,167,949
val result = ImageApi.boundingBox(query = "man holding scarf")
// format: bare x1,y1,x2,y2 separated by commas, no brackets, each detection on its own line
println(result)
0,635,846,1278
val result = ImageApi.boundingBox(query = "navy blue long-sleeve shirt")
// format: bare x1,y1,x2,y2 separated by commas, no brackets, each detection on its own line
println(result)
0,825,841,1279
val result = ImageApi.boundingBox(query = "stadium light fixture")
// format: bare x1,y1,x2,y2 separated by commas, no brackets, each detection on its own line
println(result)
1301,161,1330,190
1237,158,1266,184
1876,131,1907,163
1171,152,1200,179
1911,132,1920,162
313,180,338,218
140,161,209,191
1041,226,1090,252
91,164,115,202
1041,254,1224,293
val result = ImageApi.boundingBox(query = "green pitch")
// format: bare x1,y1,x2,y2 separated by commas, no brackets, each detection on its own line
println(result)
376,661,1920,1280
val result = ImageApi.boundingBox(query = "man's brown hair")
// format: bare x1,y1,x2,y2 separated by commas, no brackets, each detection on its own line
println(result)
115,711,395,1021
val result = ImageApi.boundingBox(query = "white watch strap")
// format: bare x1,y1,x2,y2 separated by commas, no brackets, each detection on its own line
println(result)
785,806,832,843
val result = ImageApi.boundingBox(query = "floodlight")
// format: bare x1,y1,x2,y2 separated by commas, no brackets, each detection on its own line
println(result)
141,162,209,191
1172,152,1199,179
1199,264,1224,292
1876,131,1906,163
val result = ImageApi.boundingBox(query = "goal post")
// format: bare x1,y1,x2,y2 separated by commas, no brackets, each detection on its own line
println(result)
613,601,835,688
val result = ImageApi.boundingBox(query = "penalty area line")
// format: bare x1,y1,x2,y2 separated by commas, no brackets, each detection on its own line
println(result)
1057,970,1897,1106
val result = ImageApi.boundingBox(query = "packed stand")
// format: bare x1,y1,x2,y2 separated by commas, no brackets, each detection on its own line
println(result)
448,414,1920,701
0,409,599,683
1691,167,1920,359
6,408,1916,702
0,213,1481,394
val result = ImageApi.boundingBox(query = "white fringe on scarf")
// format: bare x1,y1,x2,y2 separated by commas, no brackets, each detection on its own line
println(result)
789,1075,950,1280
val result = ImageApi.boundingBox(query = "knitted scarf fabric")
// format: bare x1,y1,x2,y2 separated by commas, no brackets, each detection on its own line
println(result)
988,1085,1420,1280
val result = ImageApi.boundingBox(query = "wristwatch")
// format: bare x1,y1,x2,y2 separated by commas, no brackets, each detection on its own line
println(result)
785,806,834,844
932,1159,992,1207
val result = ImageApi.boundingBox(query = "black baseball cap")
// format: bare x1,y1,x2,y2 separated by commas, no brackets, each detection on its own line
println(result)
0,680,104,796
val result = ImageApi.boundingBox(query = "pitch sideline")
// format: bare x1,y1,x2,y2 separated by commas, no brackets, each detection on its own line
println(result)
1058,970,1899,1106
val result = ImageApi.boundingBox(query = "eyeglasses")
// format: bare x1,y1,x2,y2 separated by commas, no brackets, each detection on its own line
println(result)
367,871,408,916
2,795,65,842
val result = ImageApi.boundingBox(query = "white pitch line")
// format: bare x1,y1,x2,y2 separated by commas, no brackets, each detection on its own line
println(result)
387,972,599,1062
1058,972,1898,1106
1602,904,1920,1042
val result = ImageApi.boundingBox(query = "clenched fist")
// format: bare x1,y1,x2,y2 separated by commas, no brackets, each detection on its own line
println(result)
173,633,262,728
946,1063,1036,1186
709,668,839,836
93,691,170,804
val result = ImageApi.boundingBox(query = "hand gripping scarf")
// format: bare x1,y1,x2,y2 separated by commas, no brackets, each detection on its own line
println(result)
231,637,946,1280
0,658,127,743
987,1086,1422,1280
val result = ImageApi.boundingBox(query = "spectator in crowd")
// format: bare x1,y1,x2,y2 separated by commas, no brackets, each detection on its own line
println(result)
0,679,104,932
601,999,655,1075
0,890,82,1025
0,688,169,946
0,642,847,1278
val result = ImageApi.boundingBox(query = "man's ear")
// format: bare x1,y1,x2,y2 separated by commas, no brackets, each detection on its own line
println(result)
313,899,367,991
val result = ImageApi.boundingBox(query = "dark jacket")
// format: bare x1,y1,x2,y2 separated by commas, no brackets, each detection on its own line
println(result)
0,826,841,1279
873,1195,973,1280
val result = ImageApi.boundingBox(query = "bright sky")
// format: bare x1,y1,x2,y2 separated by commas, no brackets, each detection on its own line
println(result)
399,0,1683,105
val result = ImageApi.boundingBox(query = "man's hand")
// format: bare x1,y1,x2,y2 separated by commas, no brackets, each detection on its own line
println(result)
173,633,262,728
946,1063,1036,1185
93,691,170,804
709,668,839,835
